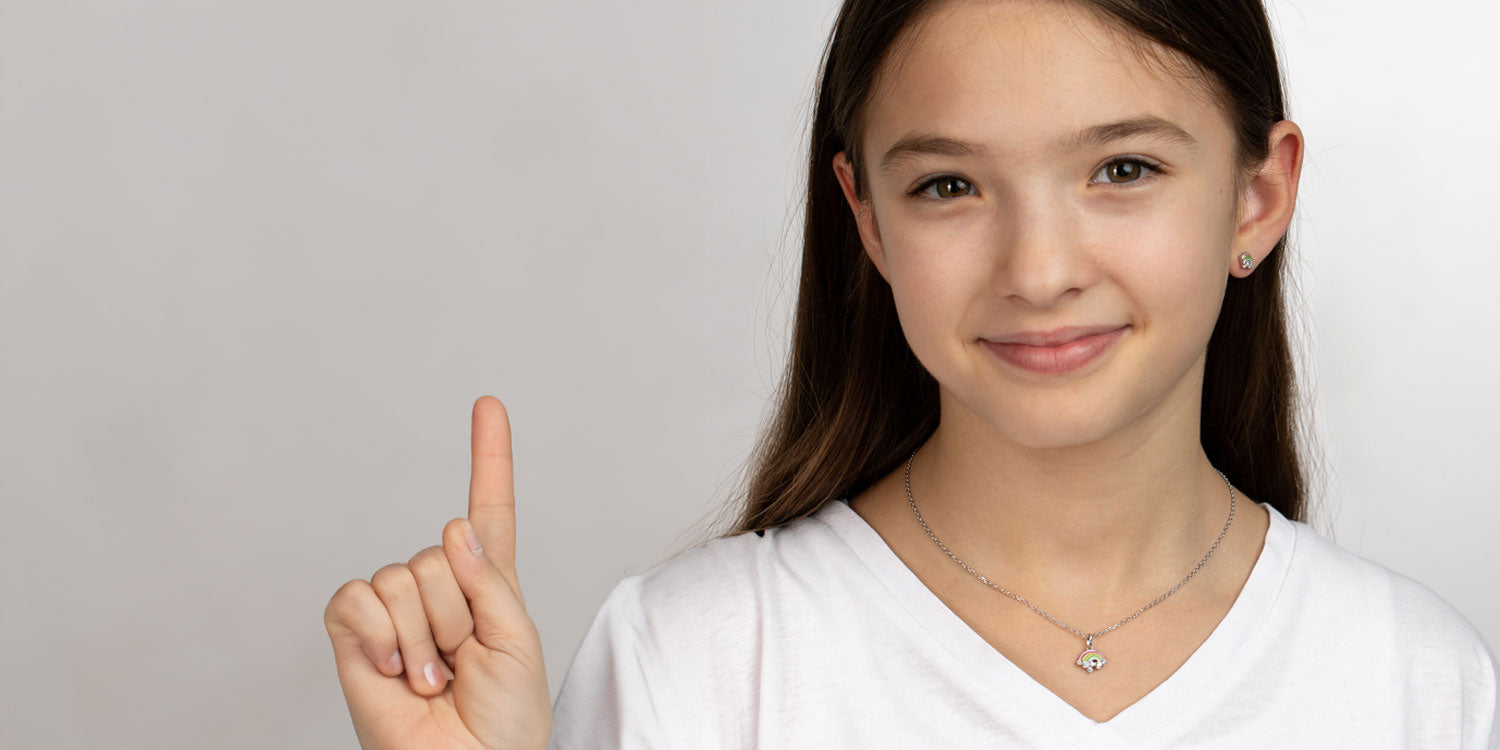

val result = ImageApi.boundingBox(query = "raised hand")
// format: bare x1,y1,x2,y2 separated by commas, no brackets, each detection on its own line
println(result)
324,396,551,749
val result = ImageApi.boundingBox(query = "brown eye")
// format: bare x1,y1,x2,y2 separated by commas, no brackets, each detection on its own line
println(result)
913,175,974,200
1094,158,1163,185
1108,162,1141,182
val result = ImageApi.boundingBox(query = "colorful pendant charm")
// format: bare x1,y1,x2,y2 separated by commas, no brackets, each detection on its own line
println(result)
1076,634,1107,674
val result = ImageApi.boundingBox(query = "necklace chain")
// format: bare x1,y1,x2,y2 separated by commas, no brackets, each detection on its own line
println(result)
902,444,1237,644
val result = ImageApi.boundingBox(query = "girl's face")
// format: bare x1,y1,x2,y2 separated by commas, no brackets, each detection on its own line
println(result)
833,0,1300,449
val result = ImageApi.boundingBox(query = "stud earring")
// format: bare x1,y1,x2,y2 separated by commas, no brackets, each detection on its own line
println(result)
1239,252,1255,270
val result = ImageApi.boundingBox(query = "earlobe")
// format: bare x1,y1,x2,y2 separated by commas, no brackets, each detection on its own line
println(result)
832,151,889,281
1230,120,1304,279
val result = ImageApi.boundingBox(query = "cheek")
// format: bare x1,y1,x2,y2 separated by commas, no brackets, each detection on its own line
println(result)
880,229,987,353
1100,193,1233,338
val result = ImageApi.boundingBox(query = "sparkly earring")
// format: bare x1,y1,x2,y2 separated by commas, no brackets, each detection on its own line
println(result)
1239,252,1255,270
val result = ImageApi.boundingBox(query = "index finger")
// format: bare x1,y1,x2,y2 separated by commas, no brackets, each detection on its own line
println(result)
467,395,521,596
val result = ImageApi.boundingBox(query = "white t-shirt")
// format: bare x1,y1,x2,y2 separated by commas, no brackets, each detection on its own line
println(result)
550,499,1499,749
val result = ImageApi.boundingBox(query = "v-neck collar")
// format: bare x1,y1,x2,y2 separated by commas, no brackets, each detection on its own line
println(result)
812,496,1296,746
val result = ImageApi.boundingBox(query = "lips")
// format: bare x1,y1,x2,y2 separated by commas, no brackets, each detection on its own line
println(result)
982,326,1128,374
987,324,1127,347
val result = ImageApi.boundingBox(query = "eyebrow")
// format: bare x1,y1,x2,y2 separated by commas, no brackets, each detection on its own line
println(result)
876,115,1201,176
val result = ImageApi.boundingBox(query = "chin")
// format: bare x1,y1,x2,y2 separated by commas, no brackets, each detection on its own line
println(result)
991,412,1123,451
944,382,1127,450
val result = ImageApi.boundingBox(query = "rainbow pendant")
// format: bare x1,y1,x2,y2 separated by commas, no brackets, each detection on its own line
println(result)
1076,634,1107,674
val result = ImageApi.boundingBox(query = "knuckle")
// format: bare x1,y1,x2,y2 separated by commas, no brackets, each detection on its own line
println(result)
323,581,394,653
324,578,370,624
406,546,449,578
369,563,415,597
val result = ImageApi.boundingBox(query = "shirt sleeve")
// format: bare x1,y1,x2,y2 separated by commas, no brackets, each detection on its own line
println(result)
1397,576,1500,750
549,574,685,750
1463,634,1499,750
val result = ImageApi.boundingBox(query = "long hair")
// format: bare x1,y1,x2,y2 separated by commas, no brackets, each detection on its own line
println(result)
686,0,1325,546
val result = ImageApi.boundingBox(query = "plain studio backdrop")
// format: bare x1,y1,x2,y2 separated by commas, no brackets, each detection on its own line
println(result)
1,1,1496,747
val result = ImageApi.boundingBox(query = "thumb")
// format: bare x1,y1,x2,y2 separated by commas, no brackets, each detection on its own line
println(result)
440,518,552,750
441,517,540,654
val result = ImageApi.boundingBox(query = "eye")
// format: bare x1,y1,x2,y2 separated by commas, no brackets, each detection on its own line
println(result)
908,157,1166,201
1092,156,1166,186
909,175,974,201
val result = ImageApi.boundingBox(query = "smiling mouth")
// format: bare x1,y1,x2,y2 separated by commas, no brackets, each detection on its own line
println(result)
981,326,1129,374
986,324,1127,347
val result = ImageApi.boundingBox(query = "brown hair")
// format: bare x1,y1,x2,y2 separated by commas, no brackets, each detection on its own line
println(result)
683,0,1325,547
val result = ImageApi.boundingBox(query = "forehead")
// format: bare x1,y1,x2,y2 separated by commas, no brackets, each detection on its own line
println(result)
863,0,1230,163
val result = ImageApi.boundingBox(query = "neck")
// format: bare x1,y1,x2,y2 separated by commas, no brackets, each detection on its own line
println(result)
909,383,1235,616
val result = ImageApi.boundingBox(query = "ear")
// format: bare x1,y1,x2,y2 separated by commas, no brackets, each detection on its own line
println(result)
1231,120,1303,278
832,151,890,281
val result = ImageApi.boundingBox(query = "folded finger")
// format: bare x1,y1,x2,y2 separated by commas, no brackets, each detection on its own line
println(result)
406,544,475,658
369,563,449,697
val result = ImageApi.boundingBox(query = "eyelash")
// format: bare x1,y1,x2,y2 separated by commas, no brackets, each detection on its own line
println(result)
907,156,1169,200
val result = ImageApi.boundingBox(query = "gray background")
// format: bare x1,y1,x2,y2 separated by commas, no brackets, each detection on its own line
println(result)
2,1,1496,747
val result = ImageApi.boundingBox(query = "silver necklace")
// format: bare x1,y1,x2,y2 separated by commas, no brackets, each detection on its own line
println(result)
902,445,1236,674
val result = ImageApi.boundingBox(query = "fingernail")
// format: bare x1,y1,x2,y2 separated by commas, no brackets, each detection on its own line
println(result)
440,661,455,681
424,661,442,687
464,523,484,556
388,650,402,673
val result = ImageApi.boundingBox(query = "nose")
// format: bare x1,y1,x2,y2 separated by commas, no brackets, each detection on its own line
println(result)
990,195,1102,309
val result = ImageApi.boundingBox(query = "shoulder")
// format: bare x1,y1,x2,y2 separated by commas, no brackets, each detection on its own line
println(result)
1281,516,1498,683
1286,519,1478,631
1276,517,1500,742
555,524,795,750
587,500,855,660
609,502,851,638
564,502,852,731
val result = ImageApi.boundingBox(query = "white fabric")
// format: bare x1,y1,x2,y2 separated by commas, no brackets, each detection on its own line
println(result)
550,499,1500,748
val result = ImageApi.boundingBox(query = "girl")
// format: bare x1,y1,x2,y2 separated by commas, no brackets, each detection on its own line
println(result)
325,0,1499,747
